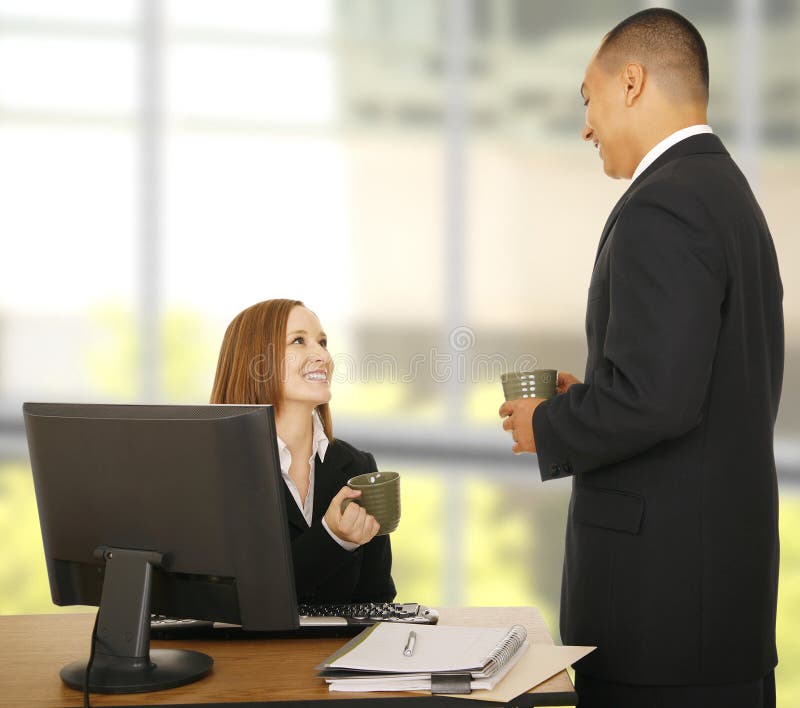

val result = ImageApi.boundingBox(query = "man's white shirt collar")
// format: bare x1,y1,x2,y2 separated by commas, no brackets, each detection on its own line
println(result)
632,124,713,182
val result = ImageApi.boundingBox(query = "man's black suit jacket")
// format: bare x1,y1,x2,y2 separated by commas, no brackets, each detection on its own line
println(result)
285,438,396,604
533,134,783,686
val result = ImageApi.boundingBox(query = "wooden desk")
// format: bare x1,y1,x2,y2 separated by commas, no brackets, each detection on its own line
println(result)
0,608,576,707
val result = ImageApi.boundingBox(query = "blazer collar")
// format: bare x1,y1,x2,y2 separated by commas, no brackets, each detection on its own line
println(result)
594,190,630,264
631,132,727,186
283,482,308,530
283,440,358,530
594,133,728,264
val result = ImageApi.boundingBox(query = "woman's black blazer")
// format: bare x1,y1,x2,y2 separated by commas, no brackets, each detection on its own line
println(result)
284,438,396,604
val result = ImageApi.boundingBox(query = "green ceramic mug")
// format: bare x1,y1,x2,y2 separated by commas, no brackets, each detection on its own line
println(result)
341,471,401,535
501,369,558,401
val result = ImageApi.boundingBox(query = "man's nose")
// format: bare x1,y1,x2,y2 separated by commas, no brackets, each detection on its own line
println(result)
582,124,594,142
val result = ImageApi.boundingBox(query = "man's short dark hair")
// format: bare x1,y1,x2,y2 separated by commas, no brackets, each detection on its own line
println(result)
598,8,709,101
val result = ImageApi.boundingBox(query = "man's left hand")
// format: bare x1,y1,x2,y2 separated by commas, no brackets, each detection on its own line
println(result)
499,398,545,454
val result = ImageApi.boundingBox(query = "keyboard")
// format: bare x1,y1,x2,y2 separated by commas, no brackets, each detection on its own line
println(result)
298,602,438,625
150,602,439,640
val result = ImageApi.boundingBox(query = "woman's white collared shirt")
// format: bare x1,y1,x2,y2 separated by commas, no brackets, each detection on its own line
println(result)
276,411,359,551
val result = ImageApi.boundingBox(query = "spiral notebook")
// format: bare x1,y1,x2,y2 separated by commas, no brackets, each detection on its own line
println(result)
317,622,528,694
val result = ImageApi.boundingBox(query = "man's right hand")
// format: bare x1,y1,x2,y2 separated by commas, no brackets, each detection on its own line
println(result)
324,486,381,545
558,371,582,394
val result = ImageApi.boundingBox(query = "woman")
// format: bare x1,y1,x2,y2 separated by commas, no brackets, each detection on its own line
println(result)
211,299,396,604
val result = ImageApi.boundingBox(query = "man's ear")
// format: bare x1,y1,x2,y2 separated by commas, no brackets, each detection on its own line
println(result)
621,62,645,106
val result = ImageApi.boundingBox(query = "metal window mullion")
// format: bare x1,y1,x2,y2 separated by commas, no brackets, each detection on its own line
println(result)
443,0,469,418
442,0,471,607
737,0,763,194
138,0,164,402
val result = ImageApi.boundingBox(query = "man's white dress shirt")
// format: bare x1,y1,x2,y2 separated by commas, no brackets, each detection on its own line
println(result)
632,124,713,182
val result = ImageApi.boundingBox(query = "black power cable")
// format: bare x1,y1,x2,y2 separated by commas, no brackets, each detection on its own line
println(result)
83,610,100,708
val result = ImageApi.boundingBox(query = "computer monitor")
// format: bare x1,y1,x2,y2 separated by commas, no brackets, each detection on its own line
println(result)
23,402,298,694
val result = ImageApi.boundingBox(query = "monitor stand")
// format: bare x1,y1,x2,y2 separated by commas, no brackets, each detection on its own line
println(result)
60,546,213,694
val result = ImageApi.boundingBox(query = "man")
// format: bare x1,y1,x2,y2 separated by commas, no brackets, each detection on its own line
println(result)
500,9,782,708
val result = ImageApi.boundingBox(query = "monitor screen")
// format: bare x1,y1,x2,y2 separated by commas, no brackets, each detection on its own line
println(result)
24,402,298,694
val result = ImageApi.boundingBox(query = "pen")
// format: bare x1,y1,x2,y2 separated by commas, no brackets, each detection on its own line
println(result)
403,630,417,657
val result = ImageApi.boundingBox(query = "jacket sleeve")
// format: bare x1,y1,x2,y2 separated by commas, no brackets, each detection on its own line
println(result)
534,180,726,481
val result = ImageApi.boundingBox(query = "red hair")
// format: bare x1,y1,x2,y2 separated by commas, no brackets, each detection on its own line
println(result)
210,299,333,439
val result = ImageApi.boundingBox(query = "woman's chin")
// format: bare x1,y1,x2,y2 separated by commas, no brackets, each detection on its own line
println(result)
306,388,332,406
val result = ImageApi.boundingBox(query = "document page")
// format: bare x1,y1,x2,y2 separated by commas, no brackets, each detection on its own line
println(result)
326,623,512,674
327,641,529,693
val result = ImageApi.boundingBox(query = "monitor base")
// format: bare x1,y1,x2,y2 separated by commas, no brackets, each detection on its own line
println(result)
60,648,213,694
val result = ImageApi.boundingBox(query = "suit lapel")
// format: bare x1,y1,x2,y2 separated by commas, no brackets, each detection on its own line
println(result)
284,483,309,530
283,441,355,530
313,442,354,523
594,191,630,265
593,133,729,265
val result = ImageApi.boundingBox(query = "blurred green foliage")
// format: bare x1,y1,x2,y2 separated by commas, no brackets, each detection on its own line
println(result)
776,496,800,706
388,468,446,604
85,304,218,402
0,464,49,614
0,463,85,615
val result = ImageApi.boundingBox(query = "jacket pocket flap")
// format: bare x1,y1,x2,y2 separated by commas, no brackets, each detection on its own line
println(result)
574,485,644,534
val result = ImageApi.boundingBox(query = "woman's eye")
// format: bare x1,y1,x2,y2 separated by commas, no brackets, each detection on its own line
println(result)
320,339,328,348
291,336,304,345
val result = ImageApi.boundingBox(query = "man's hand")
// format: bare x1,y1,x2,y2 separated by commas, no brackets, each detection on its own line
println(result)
557,371,582,394
499,397,546,454
324,487,380,545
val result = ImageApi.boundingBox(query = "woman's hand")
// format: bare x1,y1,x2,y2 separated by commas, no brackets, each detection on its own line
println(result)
557,371,582,394
324,487,381,545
